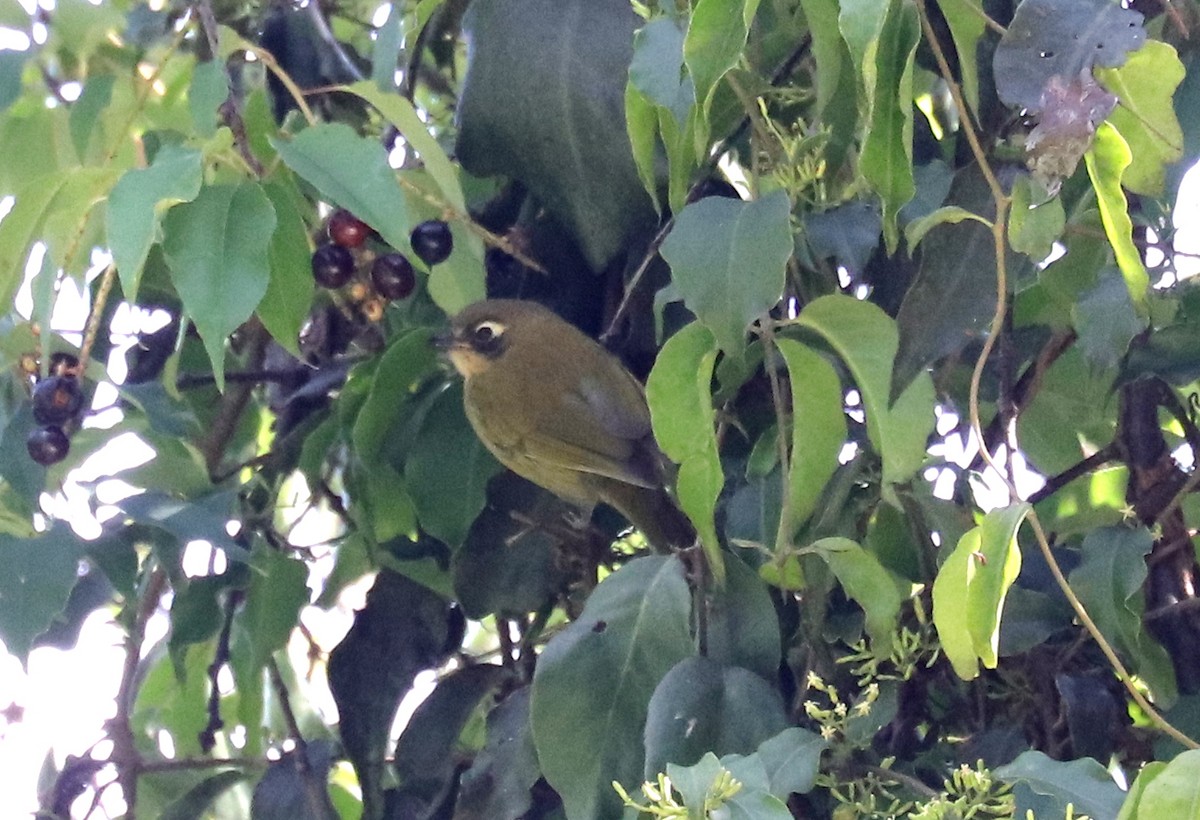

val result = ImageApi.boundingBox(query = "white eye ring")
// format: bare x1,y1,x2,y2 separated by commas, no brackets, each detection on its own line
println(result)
472,321,505,343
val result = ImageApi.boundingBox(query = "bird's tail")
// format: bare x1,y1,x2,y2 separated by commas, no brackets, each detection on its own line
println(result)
603,482,697,553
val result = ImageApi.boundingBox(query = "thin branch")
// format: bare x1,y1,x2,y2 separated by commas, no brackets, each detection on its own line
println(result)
268,657,331,817
1026,444,1119,505
139,756,268,773
198,319,270,478
176,367,313,390
303,0,365,83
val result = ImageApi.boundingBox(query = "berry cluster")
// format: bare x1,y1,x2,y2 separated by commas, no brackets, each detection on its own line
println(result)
23,352,84,466
311,210,455,317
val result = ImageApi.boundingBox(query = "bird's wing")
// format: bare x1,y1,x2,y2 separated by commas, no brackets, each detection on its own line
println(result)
519,372,663,489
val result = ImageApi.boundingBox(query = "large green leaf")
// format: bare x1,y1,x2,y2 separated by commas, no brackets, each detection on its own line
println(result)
1133,750,1200,819
1069,526,1177,705
404,383,501,550
720,726,828,799
1096,40,1185,196
935,0,983,111
233,543,309,673
996,751,1126,820
531,555,694,820
272,122,410,252
1084,122,1149,315
259,178,314,357
646,322,725,582
669,753,792,818
643,657,786,778
161,181,276,390
106,144,204,300
776,339,846,533
705,552,782,681
0,525,84,663
812,537,904,652
932,504,1030,679
859,0,918,252
795,295,935,491
456,0,655,270
684,0,761,142
660,190,792,357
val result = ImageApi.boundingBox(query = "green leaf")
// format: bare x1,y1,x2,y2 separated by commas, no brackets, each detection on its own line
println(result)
629,17,694,124
996,751,1125,820
457,0,655,270
706,552,782,681
235,545,309,673
106,144,204,300
531,556,693,820
352,328,437,467
370,5,402,91
0,525,84,663
42,167,118,273
1072,267,1146,371
860,0,918,252
272,123,410,252
394,664,509,802
344,81,465,212
1135,751,1200,819
68,74,115,160
738,726,828,798
159,770,248,820
837,0,885,70
660,190,792,357
812,537,903,652
932,504,1030,679
1008,177,1065,261
0,49,26,113
775,339,845,533
1116,760,1165,820
795,295,935,490
1096,40,1185,195
1084,122,1149,315
643,657,787,778
1017,346,1116,475
904,205,991,250
684,0,761,134
646,322,725,583
188,60,228,138
625,85,662,210
404,383,501,550
259,179,314,356
162,181,276,390
800,0,848,115
935,0,984,111
1069,526,1177,706
456,687,541,820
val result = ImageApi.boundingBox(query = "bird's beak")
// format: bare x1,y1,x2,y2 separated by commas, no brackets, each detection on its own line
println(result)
431,331,457,352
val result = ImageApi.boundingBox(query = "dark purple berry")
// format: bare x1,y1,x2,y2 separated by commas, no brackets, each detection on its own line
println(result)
27,426,69,465
32,375,83,426
410,220,453,266
327,209,371,249
370,253,416,300
311,243,355,288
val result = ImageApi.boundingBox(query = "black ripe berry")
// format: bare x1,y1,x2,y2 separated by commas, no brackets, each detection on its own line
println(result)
27,426,69,465
311,244,355,289
328,209,371,249
370,253,416,301
32,375,83,426
410,220,453,266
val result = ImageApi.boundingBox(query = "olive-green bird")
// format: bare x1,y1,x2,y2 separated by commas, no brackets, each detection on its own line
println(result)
435,299,695,551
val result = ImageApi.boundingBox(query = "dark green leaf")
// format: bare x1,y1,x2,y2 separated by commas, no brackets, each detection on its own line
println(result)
705,553,782,683
644,657,787,778
159,769,248,820
456,0,655,269
259,177,314,356
996,751,1125,820
1072,268,1146,370
404,382,501,550
1135,750,1200,819
0,49,26,112
68,73,115,160
234,544,309,673
393,664,508,804
629,17,694,124
531,555,694,820
250,739,339,820
456,687,541,820
660,190,792,357
189,60,228,138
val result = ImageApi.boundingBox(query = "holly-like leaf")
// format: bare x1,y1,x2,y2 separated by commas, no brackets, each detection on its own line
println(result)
660,190,792,357
161,181,276,390
531,556,694,820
